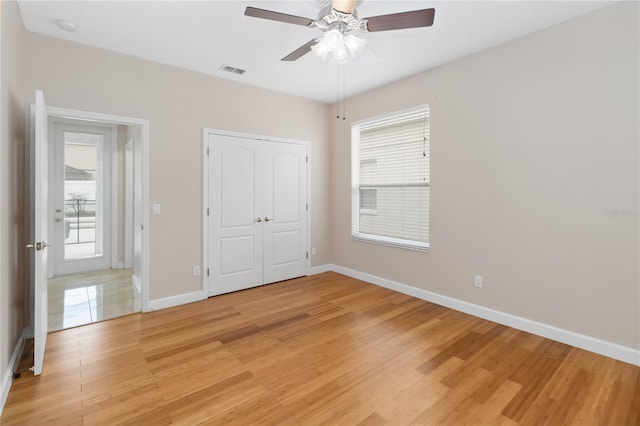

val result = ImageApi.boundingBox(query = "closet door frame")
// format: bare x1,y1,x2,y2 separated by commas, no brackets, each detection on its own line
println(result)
202,128,311,297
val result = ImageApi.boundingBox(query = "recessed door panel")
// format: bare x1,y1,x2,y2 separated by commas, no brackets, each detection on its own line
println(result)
220,236,255,275
220,147,255,228
271,230,300,266
273,153,300,224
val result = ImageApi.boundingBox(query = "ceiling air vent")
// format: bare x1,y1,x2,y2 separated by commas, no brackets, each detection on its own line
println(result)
220,65,246,75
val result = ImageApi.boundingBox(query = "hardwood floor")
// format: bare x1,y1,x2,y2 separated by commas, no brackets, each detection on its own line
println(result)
2,272,639,425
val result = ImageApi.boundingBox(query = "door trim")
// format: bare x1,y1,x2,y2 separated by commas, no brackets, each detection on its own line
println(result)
48,106,151,312
202,128,311,297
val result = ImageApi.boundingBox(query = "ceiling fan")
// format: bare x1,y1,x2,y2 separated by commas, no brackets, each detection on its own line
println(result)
244,0,435,64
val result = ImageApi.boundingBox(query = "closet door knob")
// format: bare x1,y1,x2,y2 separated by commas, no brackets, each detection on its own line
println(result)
264,216,272,222
256,217,263,223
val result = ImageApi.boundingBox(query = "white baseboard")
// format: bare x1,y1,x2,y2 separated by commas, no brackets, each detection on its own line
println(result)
318,264,639,366
310,264,333,275
149,290,205,312
132,274,141,294
1,328,27,416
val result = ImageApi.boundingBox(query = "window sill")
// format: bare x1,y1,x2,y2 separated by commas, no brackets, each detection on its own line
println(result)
352,234,430,252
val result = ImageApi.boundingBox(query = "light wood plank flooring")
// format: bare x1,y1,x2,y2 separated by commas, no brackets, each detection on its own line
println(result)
3,272,639,425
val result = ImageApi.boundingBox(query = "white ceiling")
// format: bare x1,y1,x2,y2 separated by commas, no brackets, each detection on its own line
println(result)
17,1,614,103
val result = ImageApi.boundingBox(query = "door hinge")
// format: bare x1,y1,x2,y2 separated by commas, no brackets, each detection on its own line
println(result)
207,147,210,155
207,268,210,277
306,251,309,259
207,208,210,216
306,156,308,163
306,203,308,211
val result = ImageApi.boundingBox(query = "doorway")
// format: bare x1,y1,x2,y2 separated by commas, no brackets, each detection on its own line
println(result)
45,111,149,331
50,119,116,275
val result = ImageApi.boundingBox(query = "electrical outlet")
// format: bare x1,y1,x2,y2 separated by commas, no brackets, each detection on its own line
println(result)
311,247,316,256
474,275,483,288
193,266,200,276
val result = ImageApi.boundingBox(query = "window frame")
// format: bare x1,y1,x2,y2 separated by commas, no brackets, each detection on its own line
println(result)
351,104,430,252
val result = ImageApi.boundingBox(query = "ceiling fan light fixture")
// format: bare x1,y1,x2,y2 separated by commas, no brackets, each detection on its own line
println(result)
331,45,349,64
312,29,365,63
324,29,344,49
344,34,366,56
312,40,330,60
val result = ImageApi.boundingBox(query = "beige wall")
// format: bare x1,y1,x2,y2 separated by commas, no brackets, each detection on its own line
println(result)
1,0,26,390
330,1,639,349
25,33,331,300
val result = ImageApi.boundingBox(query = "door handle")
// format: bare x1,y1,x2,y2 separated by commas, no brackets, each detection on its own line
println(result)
264,216,272,222
26,242,52,251
55,218,63,223
256,217,263,223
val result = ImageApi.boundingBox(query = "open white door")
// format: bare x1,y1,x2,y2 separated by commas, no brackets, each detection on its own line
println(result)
30,90,49,376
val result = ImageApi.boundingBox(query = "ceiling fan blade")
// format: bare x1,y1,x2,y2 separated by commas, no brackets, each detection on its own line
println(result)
363,8,435,32
244,7,314,27
332,0,357,14
281,39,319,61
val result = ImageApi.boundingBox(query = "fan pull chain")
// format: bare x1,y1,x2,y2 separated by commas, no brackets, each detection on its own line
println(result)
336,65,347,120
342,65,346,121
336,65,340,119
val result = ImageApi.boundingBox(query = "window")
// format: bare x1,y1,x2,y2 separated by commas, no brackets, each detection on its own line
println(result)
359,188,377,212
351,105,430,251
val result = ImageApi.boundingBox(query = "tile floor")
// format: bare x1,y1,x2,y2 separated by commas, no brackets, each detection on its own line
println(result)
48,268,140,332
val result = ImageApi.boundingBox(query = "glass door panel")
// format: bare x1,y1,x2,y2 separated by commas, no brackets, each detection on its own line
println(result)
63,132,105,260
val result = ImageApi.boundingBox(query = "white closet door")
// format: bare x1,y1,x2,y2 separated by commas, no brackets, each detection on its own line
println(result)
262,142,308,284
209,135,263,295
207,133,308,296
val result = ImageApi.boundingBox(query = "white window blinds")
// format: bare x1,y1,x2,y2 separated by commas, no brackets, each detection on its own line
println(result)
351,105,430,251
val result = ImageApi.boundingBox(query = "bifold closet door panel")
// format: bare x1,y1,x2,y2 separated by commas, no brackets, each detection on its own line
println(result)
209,135,263,295
262,142,308,285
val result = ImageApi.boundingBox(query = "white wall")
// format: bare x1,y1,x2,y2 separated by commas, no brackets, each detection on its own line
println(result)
330,2,639,350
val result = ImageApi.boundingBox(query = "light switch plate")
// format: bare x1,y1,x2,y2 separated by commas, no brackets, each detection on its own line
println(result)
152,204,161,215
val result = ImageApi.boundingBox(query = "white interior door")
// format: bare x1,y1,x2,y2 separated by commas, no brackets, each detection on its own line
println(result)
30,90,49,376
209,135,263,295
263,143,308,284
207,133,309,296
